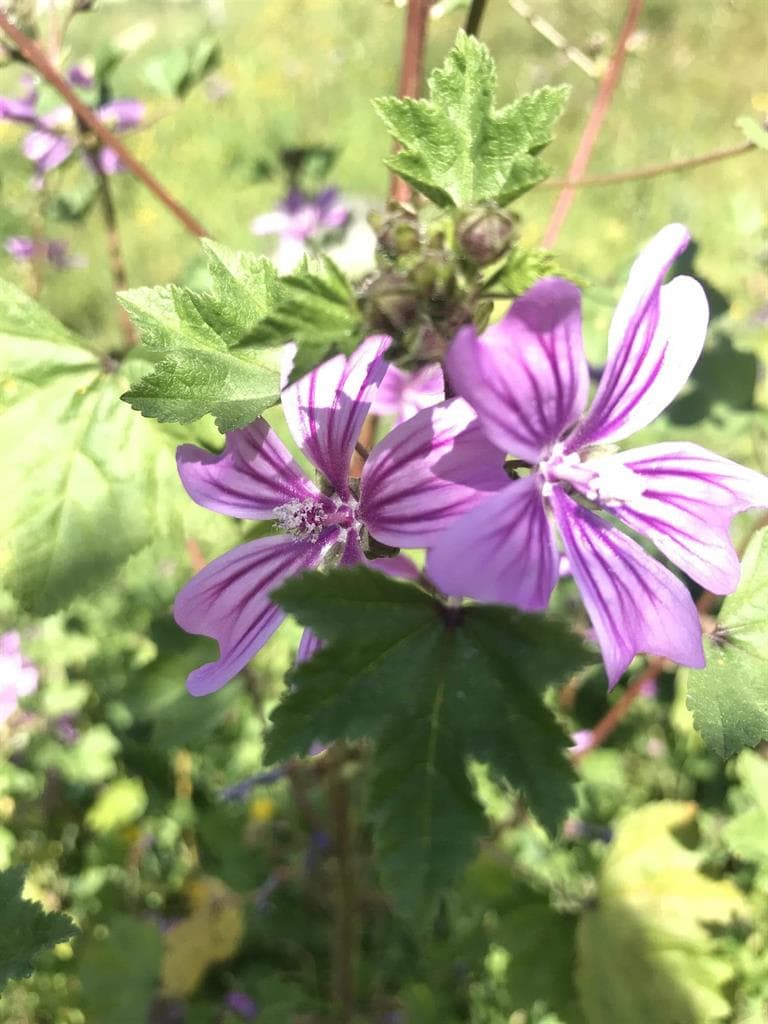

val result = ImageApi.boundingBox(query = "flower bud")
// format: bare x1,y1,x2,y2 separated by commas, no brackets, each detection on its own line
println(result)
457,206,516,266
363,271,419,335
369,208,421,259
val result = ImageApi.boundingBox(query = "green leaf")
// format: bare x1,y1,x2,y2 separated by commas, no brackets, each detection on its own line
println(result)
577,801,748,1024
142,36,220,98
268,568,588,916
736,115,768,150
120,241,282,430
483,247,572,297
374,31,568,207
722,750,768,864
0,866,78,991
251,256,364,384
85,777,149,833
79,916,162,1024
687,528,768,757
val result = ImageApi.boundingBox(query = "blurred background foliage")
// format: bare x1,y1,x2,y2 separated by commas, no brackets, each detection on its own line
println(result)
0,0,767,1021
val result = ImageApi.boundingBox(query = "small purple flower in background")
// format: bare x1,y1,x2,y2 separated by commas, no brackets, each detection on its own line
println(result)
569,729,596,756
0,632,39,726
371,362,445,425
5,235,84,270
174,336,506,695
250,187,350,272
0,67,144,185
225,990,259,1020
428,224,768,686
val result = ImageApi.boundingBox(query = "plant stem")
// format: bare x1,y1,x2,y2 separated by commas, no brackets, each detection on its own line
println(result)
0,11,209,238
329,751,358,1023
541,0,645,247
539,139,759,189
465,0,489,37
92,157,138,348
391,0,432,202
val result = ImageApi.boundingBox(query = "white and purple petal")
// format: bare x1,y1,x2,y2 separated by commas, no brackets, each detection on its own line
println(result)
598,442,768,594
174,534,325,695
551,488,705,687
446,278,589,462
371,361,445,424
427,476,560,610
358,398,508,549
568,224,708,449
281,336,390,498
177,419,322,520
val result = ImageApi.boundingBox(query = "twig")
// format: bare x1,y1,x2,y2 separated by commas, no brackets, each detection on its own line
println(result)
329,752,358,1022
0,11,209,238
540,139,759,189
391,0,432,203
465,0,489,37
508,0,599,78
541,0,645,247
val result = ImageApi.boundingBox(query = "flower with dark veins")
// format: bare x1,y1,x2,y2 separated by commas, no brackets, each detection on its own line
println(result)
371,360,445,425
175,337,506,695
428,224,768,686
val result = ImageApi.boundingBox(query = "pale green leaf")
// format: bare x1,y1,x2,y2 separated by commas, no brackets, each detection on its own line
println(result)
375,31,568,207
687,528,768,757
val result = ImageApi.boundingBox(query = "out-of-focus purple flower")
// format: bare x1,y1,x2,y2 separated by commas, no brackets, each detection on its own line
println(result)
638,676,658,699
54,717,80,745
428,224,768,686
371,362,445,425
0,70,144,183
68,63,95,89
304,829,331,876
218,766,287,801
225,990,259,1020
251,187,350,272
174,337,506,695
569,729,595,756
0,632,39,726
5,235,84,270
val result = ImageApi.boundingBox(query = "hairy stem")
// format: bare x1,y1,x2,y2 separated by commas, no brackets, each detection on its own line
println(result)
0,11,209,238
465,0,490,37
391,0,432,202
541,0,645,247
539,139,759,189
329,752,358,1022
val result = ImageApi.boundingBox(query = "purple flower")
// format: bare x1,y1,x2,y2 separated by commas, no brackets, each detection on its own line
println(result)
5,235,83,269
0,71,144,182
250,187,350,272
428,224,768,686
174,337,505,695
0,632,39,726
225,990,259,1019
371,362,445,424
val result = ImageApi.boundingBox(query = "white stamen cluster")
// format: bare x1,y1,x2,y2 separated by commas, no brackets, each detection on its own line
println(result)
273,498,327,542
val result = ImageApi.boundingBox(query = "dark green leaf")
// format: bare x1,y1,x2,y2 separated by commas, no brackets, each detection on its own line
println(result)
79,916,162,1024
268,569,588,915
120,241,282,430
374,31,568,207
0,866,78,991
252,256,364,384
687,528,768,757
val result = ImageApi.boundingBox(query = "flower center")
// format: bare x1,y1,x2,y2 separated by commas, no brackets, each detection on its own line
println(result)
272,497,356,543
537,444,644,508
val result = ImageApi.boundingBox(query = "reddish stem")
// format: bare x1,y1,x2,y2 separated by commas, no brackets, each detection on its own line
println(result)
0,11,209,238
540,139,758,190
390,0,432,202
541,0,645,247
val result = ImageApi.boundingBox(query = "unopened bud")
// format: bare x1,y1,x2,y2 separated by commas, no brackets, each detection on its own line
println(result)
369,208,421,259
457,206,516,266
363,271,419,334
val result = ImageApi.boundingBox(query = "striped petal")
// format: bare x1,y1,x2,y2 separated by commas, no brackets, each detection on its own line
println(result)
568,224,708,449
551,488,705,687
281,336,390,497
174,534,323,695
598,442,768,594
445,278,588,462
177,419,321,520
427,476,560,609
358,398,508,548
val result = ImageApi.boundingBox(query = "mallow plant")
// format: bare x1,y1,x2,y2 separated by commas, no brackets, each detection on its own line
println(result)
1,25,767,976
